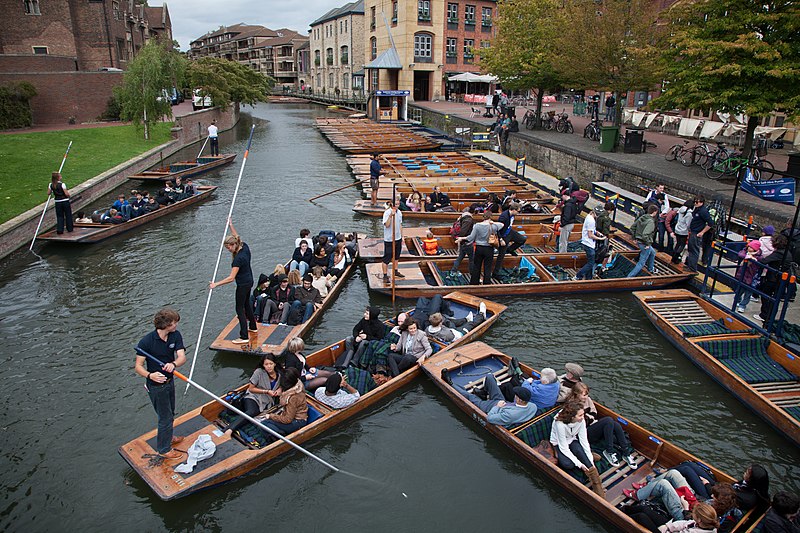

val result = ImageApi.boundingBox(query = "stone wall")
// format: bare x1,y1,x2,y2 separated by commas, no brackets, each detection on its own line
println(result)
171,103,239,146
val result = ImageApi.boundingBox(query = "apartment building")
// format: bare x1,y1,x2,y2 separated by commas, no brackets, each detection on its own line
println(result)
309,1,365,97
442,0,496,99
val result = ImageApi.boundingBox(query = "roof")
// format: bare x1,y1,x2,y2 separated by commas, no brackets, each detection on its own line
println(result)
310,0,364,27
364,46,402,70
252,30,309,48
190,23,276,45
144,5,168,29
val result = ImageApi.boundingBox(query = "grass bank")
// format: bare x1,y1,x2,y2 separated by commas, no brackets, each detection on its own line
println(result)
0,122,172,224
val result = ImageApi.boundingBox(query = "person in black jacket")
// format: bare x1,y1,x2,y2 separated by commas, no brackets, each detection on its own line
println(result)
755,234,792,324
425,186,451,212
492,203,527,280
733,464,770,514
265,275,295,325
337,307,386,368
289,241,313,277
451,208,476,273
559,193,580,253
763,491,800,533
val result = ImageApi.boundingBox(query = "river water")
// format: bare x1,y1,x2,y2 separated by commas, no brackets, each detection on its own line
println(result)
0,103,797,532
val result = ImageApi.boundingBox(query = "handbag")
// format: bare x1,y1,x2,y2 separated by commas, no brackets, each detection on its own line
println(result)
487,224,499,247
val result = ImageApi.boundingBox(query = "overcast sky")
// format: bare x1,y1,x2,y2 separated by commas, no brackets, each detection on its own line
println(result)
166,0,345,49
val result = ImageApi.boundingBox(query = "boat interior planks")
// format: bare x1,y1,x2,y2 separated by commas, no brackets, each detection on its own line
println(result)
128,154,237,183
36,186,217,244
119,292,505,500
421,341,761,533
315,119,442,153
352,199,557,221
366,253,693,297
634,289,800,447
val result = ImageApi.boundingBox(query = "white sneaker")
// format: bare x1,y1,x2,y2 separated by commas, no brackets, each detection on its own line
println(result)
736,306,745,313
603,450,621,467
231,338,249,344
752,314,764,322
465,311,474,323
623,454,638,469
479,302,487,316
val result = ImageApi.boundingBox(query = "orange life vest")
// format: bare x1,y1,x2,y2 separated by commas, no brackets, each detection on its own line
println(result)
422,238,439,255
552,221,561,236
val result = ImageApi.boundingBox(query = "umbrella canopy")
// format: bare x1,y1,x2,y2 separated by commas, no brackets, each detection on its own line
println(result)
448,72,484,82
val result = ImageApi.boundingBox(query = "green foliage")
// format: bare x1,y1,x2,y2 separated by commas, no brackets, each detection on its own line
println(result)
0,81,38,129
98,94,122,121
185,57,274,109
114,40,186,139
0,123,172,224
657,0,800,122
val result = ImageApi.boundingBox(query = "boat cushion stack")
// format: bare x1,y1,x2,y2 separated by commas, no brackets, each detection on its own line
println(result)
785,406,800,421
598,255,639,279
696,337,799,384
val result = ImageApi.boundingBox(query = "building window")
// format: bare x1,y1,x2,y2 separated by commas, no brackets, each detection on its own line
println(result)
316,74,321,88
481,40,491,49
465,5,476,25
341,45,349,65
116,38,126,61
418,1,430,21
329,72,334,88
446,38,457,57
370,6,376,31
342,73,349,90
447,3,458,23
326,48,334,65
32,46,48,55
315,50,321,66
392,1,398,24
482,7,492,26
344,19,347,32
354,75,363,90
24,0,40,14
370,37,377,60
340,20,343,34
371,69,379,91
414,33,432,61
112,0,121,20
463,39,474,59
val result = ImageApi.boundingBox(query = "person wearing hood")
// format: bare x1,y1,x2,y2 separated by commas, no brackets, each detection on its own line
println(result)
734,240,762,312
759,225,776,257
337,307,386,368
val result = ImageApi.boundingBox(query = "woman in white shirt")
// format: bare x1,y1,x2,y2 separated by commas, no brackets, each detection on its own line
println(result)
550,400,593,474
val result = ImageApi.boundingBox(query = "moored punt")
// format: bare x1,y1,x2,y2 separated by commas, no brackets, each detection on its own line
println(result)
127,154,237,183
119,292,505,500
353,199,558,221
633,289,800,447
422,342,760,533
365,253,693,298
36,186,217,244
209,245,359,356
315,118,442,153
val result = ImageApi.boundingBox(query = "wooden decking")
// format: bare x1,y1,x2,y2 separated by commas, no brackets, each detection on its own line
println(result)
315,118,442,153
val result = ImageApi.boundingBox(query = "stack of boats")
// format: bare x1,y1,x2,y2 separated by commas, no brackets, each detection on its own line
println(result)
315,118,443,154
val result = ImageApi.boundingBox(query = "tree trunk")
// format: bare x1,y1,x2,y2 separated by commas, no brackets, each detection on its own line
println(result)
741,115,759,162
535,88,544,129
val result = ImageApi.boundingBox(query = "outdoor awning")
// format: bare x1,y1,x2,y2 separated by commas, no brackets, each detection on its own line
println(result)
364,47,402,70
448,72,498,83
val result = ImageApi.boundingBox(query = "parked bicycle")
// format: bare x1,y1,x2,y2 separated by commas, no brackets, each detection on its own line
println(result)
555,111,574,134
522,109,538,130
705,153,775,180
584,119,602,141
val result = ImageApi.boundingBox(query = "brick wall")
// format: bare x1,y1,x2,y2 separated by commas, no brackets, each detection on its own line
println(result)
172,104,240,146
0,71,122,124
0,54,77,73
0,0,78,57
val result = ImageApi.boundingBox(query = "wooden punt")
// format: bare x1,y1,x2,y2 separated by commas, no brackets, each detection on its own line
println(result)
633,289,800,447
421,342,760,533
209,243,359,356
353,199,558,221
36,186,217,244
365,252,693,298
119,292,505,500
315,118,442,153
127,154,236,183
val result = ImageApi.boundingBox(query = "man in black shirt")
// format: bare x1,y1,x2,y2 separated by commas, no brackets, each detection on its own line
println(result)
685,195,713,272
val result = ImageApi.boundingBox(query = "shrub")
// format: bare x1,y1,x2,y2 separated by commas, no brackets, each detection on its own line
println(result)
0,81,37,129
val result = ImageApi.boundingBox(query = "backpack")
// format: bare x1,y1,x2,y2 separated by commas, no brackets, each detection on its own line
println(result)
572,189,589,211
449,217,462,238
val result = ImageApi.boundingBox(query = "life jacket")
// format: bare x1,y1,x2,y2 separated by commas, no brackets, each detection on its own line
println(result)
422,238,439,255
552,220,561,236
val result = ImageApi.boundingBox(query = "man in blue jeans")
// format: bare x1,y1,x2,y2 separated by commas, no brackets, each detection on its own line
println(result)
686,195,713,272
627,205,659,277
575,207,607,280
624,469,691,521
443,372,538,428
291,275,322,323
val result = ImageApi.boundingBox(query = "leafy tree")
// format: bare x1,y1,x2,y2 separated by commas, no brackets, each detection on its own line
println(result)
554,0,665,126
656,0,800,160
115,40,186,139
478,0,562,127
0,81,37,129
185,57,274,109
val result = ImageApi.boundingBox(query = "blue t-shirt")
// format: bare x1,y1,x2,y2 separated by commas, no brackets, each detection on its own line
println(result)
689,205,713,234
232,242,254,286
137,329,185,381
370,159,381,179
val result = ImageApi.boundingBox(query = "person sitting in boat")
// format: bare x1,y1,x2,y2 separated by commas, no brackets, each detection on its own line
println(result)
672,461,717,500
557,362,585,402
287,269,303,287
290,274,323,324
733,464,770,513
310,245,329,275
425,186,452,212
310,266,333,298
74,211,93,223
550,400,596,476
172,177,189,200
184,178,197,197
156,186,173,206
388,319,432,376
565,383,638,469
707,483,743,533
259,367,308,437
624,470,696,522
425,307,487,343
281,337,335,391
329,243,349,279
763,491,800,533
105,208,128,224
295,229,313,248
112,194,130,218
443,371,537,428
483,193,501,214
501,190,518,211
339,307,386,368
128,191,146,218
351,311,407,372
406,191,424,212
421,231,442,255
267,264,287,289
252,274,273,323
499,366,561,412
143,196,160,213
315,373,360,409
317,234,335,257
289,240,313,277
344,233,358,258
224,354,283,438
263,274,294,325
657,502,719,533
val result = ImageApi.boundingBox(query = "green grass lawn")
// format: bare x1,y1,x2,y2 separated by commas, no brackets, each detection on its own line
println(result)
0,122,173,224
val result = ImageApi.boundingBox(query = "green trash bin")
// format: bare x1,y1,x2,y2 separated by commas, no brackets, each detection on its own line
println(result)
599,126,620,152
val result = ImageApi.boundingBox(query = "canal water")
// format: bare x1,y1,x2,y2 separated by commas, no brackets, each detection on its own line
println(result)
0,103,797,532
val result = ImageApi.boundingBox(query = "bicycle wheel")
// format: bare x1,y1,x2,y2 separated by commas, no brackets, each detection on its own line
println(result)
756,160,775,180
665,144,681,161
701,151,720,170
566,122,574,134
544,119,554,131
583,124,591,138
680,148,695,166
705,159,727,180
525,116,535,130
693,146,709,168
556,120,566,133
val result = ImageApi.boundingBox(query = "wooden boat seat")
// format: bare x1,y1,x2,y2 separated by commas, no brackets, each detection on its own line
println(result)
647,299,714,325
676,319,743,338
696,338,799,384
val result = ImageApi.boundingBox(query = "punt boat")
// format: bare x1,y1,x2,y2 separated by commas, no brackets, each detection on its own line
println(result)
210,235,358,356
353,199,559,221
422,341,761,532
36,186,217,244
634,289,800,447
315,119,442,153
119,292,505,500
127,154,236,183
365,252,693,298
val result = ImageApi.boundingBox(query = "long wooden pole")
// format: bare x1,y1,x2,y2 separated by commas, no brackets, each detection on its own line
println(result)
391,183,397,303
30,141,72,251
185,125,256,394
307,180,362,202
196,136,210,161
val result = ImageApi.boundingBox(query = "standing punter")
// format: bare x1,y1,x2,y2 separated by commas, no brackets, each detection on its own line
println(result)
381,200,405,282
49,172,73,234
135,308,187,459
369,153,385,207
208,120,219,157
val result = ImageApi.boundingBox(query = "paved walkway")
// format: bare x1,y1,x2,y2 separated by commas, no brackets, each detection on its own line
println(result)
415,101,798,227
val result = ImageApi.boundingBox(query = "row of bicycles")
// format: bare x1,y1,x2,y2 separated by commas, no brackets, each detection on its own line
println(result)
522,109,574,133
665,139,775,180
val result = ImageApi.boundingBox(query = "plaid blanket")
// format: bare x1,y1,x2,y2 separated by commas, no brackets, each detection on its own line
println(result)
678,319,734,338
355,331,400,370
344,366,378,395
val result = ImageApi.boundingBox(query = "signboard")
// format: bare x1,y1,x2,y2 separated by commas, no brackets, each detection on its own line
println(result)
376,90,410,97
741,178,796,205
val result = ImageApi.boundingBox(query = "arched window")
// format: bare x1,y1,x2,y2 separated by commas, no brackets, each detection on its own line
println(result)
341,45,349,65
326,47,334,65
370,37,377,60
329,72,334,87
414,32,433,62
342,73,349,90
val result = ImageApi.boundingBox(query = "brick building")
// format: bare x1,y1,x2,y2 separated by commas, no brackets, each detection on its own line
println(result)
0,0,172,124
188,24,309,88
442,0,496,100
309,0,365,98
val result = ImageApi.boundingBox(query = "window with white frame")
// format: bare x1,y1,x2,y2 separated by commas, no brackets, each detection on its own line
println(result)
370,37,377,60
482,7,492,25
342,73,349,90
465,5,476,24
446,38,457,56
463,39,474,57
418,0,430,20
24,0,40,14
447,3,458,22
414,33,432,60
